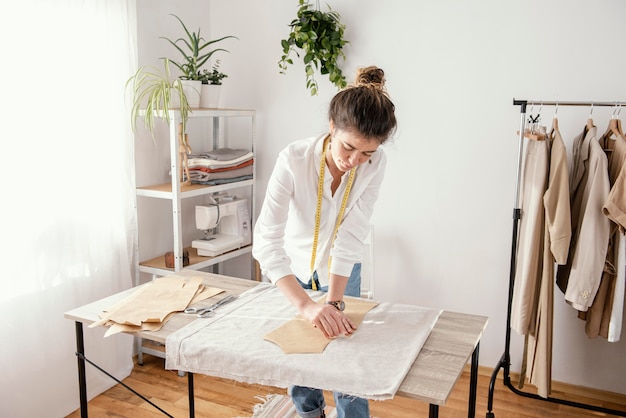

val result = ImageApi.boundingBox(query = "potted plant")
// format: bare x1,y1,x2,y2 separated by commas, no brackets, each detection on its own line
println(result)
199,60,228,108
125,58,191,136
278,0,349,96
126,59,194,185
161,14,237,107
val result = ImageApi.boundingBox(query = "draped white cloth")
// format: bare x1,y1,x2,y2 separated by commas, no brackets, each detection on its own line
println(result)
166,283,442,400
0,1,137,417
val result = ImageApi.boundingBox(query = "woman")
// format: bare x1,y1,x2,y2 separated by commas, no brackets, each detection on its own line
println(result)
253,66,397,418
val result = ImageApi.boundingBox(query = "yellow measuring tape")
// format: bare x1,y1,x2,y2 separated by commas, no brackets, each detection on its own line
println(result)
309,135,356,291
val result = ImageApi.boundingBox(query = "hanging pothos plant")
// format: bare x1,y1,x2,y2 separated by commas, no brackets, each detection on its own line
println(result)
279,0,349,95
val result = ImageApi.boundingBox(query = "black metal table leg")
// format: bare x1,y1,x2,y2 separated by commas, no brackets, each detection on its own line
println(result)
468,342,480,418
75,321,88,418
73,321,176,417
429,404,439,418
188,371,195,418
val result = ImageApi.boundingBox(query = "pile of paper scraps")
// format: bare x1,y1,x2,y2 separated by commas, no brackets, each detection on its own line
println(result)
89,276,224,337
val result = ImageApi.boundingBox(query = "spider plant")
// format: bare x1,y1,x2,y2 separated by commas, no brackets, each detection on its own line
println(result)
126,59,191,135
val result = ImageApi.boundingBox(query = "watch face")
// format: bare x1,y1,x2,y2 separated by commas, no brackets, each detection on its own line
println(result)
327,300,345,311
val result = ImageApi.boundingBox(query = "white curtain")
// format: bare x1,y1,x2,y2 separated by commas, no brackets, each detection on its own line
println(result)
0,1,138,417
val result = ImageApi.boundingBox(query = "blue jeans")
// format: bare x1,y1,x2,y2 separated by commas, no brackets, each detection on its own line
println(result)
290,264,369,418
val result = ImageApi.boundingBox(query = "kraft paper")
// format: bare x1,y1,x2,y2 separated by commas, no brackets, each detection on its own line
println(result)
263,296,378,354
90,276,224,337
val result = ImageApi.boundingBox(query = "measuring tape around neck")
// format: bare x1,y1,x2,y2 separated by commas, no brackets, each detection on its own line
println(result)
309,135,356,291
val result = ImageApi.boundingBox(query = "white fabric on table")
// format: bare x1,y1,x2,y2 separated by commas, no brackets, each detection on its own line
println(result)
165,283,441,400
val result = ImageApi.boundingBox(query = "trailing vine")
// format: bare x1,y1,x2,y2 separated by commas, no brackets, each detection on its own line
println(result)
279,0,349,95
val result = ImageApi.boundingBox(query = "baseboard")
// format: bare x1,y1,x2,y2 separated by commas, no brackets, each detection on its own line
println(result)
468,364,626,408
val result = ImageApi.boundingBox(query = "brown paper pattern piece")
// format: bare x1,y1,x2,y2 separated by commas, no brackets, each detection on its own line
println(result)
264,296,379,354
90,276,223,334
102,311,177,337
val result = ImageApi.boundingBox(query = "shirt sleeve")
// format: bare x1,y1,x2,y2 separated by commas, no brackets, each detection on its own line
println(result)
252,151,295,283
330,151,387,277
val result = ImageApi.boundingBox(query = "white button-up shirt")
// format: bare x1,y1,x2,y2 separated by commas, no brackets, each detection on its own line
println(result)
253,134,386,287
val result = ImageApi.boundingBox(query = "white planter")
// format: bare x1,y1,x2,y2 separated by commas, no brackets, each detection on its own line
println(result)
170,88,181,108
181,80,201,108
200,84,222,108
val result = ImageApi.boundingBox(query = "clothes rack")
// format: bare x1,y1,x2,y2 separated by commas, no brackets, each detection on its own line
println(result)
486,98,626,418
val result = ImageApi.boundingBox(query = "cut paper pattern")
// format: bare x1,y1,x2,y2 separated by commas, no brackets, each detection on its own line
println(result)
89,276,223,337
264,296,379,353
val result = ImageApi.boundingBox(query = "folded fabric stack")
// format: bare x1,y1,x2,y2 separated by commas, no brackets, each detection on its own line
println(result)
186,148,254,185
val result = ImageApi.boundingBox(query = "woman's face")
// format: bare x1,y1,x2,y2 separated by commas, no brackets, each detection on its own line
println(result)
328,122,380,173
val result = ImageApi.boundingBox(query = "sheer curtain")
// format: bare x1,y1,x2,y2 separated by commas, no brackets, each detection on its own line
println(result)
0,1,138,417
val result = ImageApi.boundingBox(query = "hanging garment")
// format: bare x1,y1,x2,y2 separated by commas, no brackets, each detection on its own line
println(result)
518,127,571,398
586,131,626,341
603,129,626,233
603,129,626,342
511,128,549,336
607,235,626,341
556,126,610,311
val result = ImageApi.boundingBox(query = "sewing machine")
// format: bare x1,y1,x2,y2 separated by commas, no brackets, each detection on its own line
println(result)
192,197,251,257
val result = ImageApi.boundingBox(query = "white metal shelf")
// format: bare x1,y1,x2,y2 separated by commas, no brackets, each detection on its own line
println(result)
138,108,255,119
187,108,255,118
134,107,256,280
136,179,254,199
138,246,252,277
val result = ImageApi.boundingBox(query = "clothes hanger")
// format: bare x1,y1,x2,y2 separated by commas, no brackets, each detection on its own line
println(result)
615,103,624,138
586,102,595,133
549,103,559,135
602,104,622,140
522,103,546,140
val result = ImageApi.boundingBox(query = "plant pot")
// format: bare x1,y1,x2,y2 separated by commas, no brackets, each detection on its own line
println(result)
200,84,222,108
170,88,181,108
181,80,201,108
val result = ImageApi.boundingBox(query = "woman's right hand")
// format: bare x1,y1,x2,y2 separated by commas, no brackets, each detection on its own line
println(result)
275,275,357,339
301,300,357,339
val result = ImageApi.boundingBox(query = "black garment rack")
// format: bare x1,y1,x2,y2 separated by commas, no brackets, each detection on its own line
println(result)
486,98,626,418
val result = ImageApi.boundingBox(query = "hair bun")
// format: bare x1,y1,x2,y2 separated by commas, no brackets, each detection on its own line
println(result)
355,66,386,90
328,65,397,143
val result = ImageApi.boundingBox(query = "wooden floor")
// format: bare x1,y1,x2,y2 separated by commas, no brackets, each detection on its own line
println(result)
66,354,626,418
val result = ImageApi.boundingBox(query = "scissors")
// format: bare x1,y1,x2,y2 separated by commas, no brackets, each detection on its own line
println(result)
184,295,237,318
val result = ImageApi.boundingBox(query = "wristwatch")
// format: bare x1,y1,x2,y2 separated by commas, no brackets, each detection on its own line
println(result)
326,300,345,311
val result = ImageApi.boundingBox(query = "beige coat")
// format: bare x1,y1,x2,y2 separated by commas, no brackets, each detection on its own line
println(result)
604,133,626,233
556,126,610,311
586,131,626,340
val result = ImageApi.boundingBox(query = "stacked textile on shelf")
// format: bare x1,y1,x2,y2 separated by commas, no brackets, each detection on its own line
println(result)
186,148,254,185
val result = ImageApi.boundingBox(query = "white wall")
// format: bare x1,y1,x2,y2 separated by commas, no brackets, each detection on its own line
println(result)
137,0,626,394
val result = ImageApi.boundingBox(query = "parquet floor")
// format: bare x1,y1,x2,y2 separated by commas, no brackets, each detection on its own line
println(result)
66,354,626,418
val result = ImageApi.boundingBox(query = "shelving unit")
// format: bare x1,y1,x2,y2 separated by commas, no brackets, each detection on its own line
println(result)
133,108,256,284
132,107,256,365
